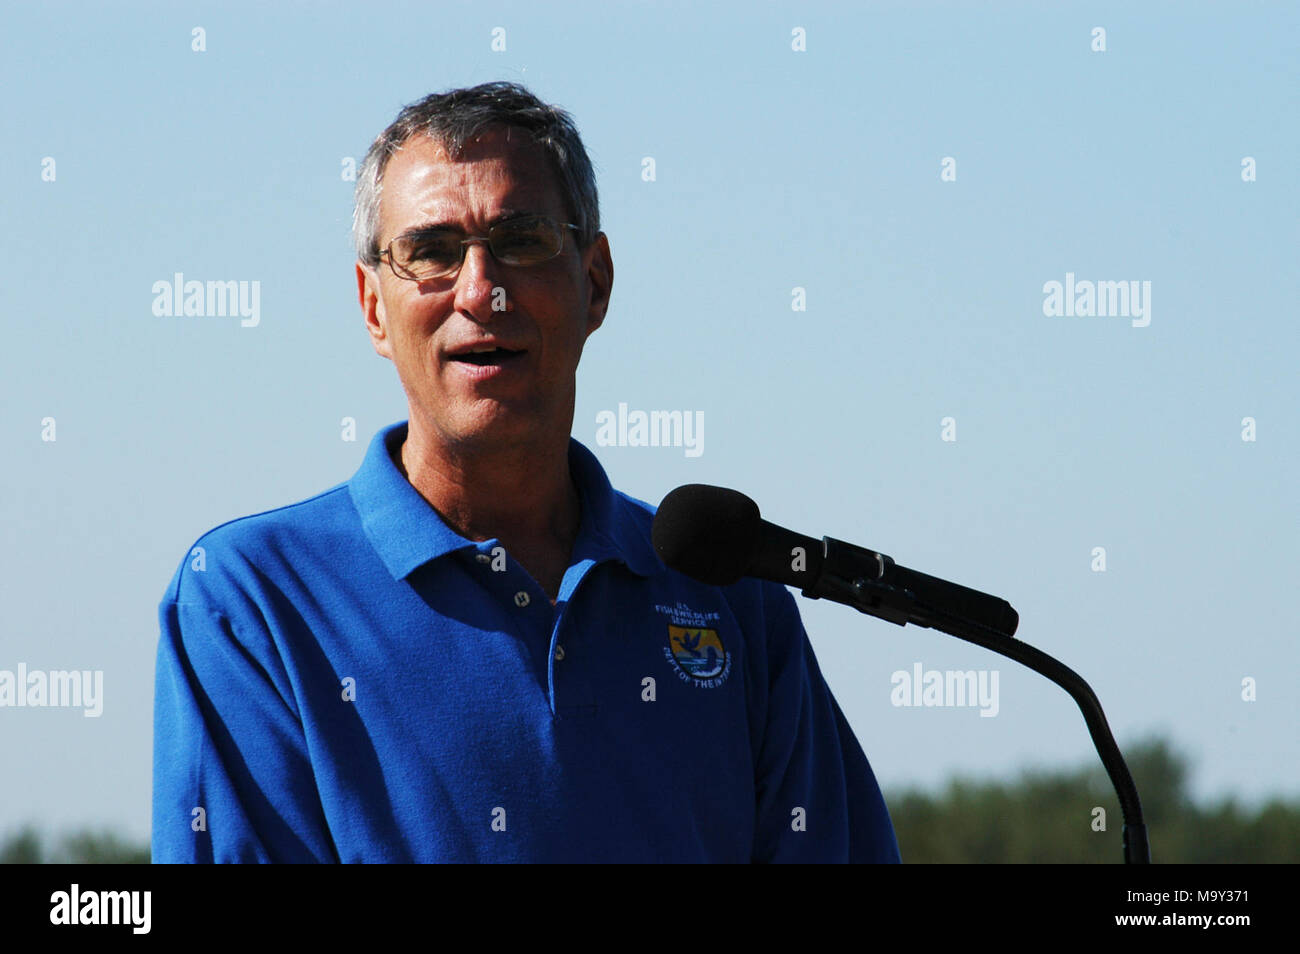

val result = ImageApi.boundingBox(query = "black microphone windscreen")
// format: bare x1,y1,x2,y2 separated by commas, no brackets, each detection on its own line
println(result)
652,484,763,585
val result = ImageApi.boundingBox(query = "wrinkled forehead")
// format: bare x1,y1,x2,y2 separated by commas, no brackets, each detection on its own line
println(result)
378,128,566,238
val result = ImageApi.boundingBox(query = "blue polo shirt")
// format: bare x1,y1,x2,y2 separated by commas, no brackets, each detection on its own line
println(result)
152,421,900,863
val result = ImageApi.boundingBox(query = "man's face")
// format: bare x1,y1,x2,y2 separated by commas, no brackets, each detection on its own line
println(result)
357,126,612,456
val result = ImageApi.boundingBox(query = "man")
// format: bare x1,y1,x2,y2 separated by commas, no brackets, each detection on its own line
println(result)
152,82,901,863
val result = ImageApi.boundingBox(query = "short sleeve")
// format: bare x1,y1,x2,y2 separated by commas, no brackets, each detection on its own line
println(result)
152,592,336,863
750,585,902,863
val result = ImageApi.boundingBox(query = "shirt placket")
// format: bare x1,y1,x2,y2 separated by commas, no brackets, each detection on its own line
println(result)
466,541,600,718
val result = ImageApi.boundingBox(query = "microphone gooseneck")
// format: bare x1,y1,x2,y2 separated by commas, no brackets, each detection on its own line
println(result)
650,482,1149,864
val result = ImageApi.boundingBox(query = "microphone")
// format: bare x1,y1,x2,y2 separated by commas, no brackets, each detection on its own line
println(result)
651,484,1019,638
650,487,1156,863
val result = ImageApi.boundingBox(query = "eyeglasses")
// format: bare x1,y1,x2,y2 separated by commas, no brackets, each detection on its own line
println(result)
377,215,581,281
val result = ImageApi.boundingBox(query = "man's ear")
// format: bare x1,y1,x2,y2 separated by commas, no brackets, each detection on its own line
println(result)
357,262,393,360
582,232,613,338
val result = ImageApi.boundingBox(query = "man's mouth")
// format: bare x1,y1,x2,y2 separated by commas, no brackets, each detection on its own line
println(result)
448,347,526,366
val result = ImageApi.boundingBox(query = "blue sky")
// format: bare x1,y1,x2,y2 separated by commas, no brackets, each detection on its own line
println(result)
1,1,1296,846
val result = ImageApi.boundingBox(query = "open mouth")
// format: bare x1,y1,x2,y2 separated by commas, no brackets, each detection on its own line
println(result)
449,348,526,366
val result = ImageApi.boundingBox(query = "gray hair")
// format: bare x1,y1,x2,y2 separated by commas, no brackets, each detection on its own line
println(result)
352,82,599,266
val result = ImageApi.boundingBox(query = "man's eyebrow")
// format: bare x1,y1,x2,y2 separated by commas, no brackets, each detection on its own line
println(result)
396,209,542,236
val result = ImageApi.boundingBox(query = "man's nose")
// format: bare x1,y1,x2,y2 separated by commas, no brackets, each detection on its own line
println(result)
453,240,506,317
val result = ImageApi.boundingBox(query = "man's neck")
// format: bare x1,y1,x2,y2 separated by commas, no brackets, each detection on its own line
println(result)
393,424,582,600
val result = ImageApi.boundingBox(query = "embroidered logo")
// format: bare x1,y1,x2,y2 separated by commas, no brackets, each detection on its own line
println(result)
654,602,731,689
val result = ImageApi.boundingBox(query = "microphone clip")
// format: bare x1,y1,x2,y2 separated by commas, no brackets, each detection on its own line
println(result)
804,537,916,627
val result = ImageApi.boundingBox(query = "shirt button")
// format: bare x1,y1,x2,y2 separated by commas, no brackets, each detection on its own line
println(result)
553,645,566,661
475,553,491,564
514,591,530,607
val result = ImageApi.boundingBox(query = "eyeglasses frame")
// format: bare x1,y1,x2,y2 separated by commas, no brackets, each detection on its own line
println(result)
375,216,582,282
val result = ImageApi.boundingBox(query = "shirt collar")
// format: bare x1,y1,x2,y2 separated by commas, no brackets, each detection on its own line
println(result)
349,421,661,582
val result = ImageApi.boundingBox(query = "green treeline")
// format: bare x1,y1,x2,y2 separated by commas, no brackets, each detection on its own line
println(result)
0,828,149,864
1,736,1295,863
886,736,1300,863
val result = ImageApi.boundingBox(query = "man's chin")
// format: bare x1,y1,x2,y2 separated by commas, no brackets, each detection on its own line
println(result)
431,408,554,451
